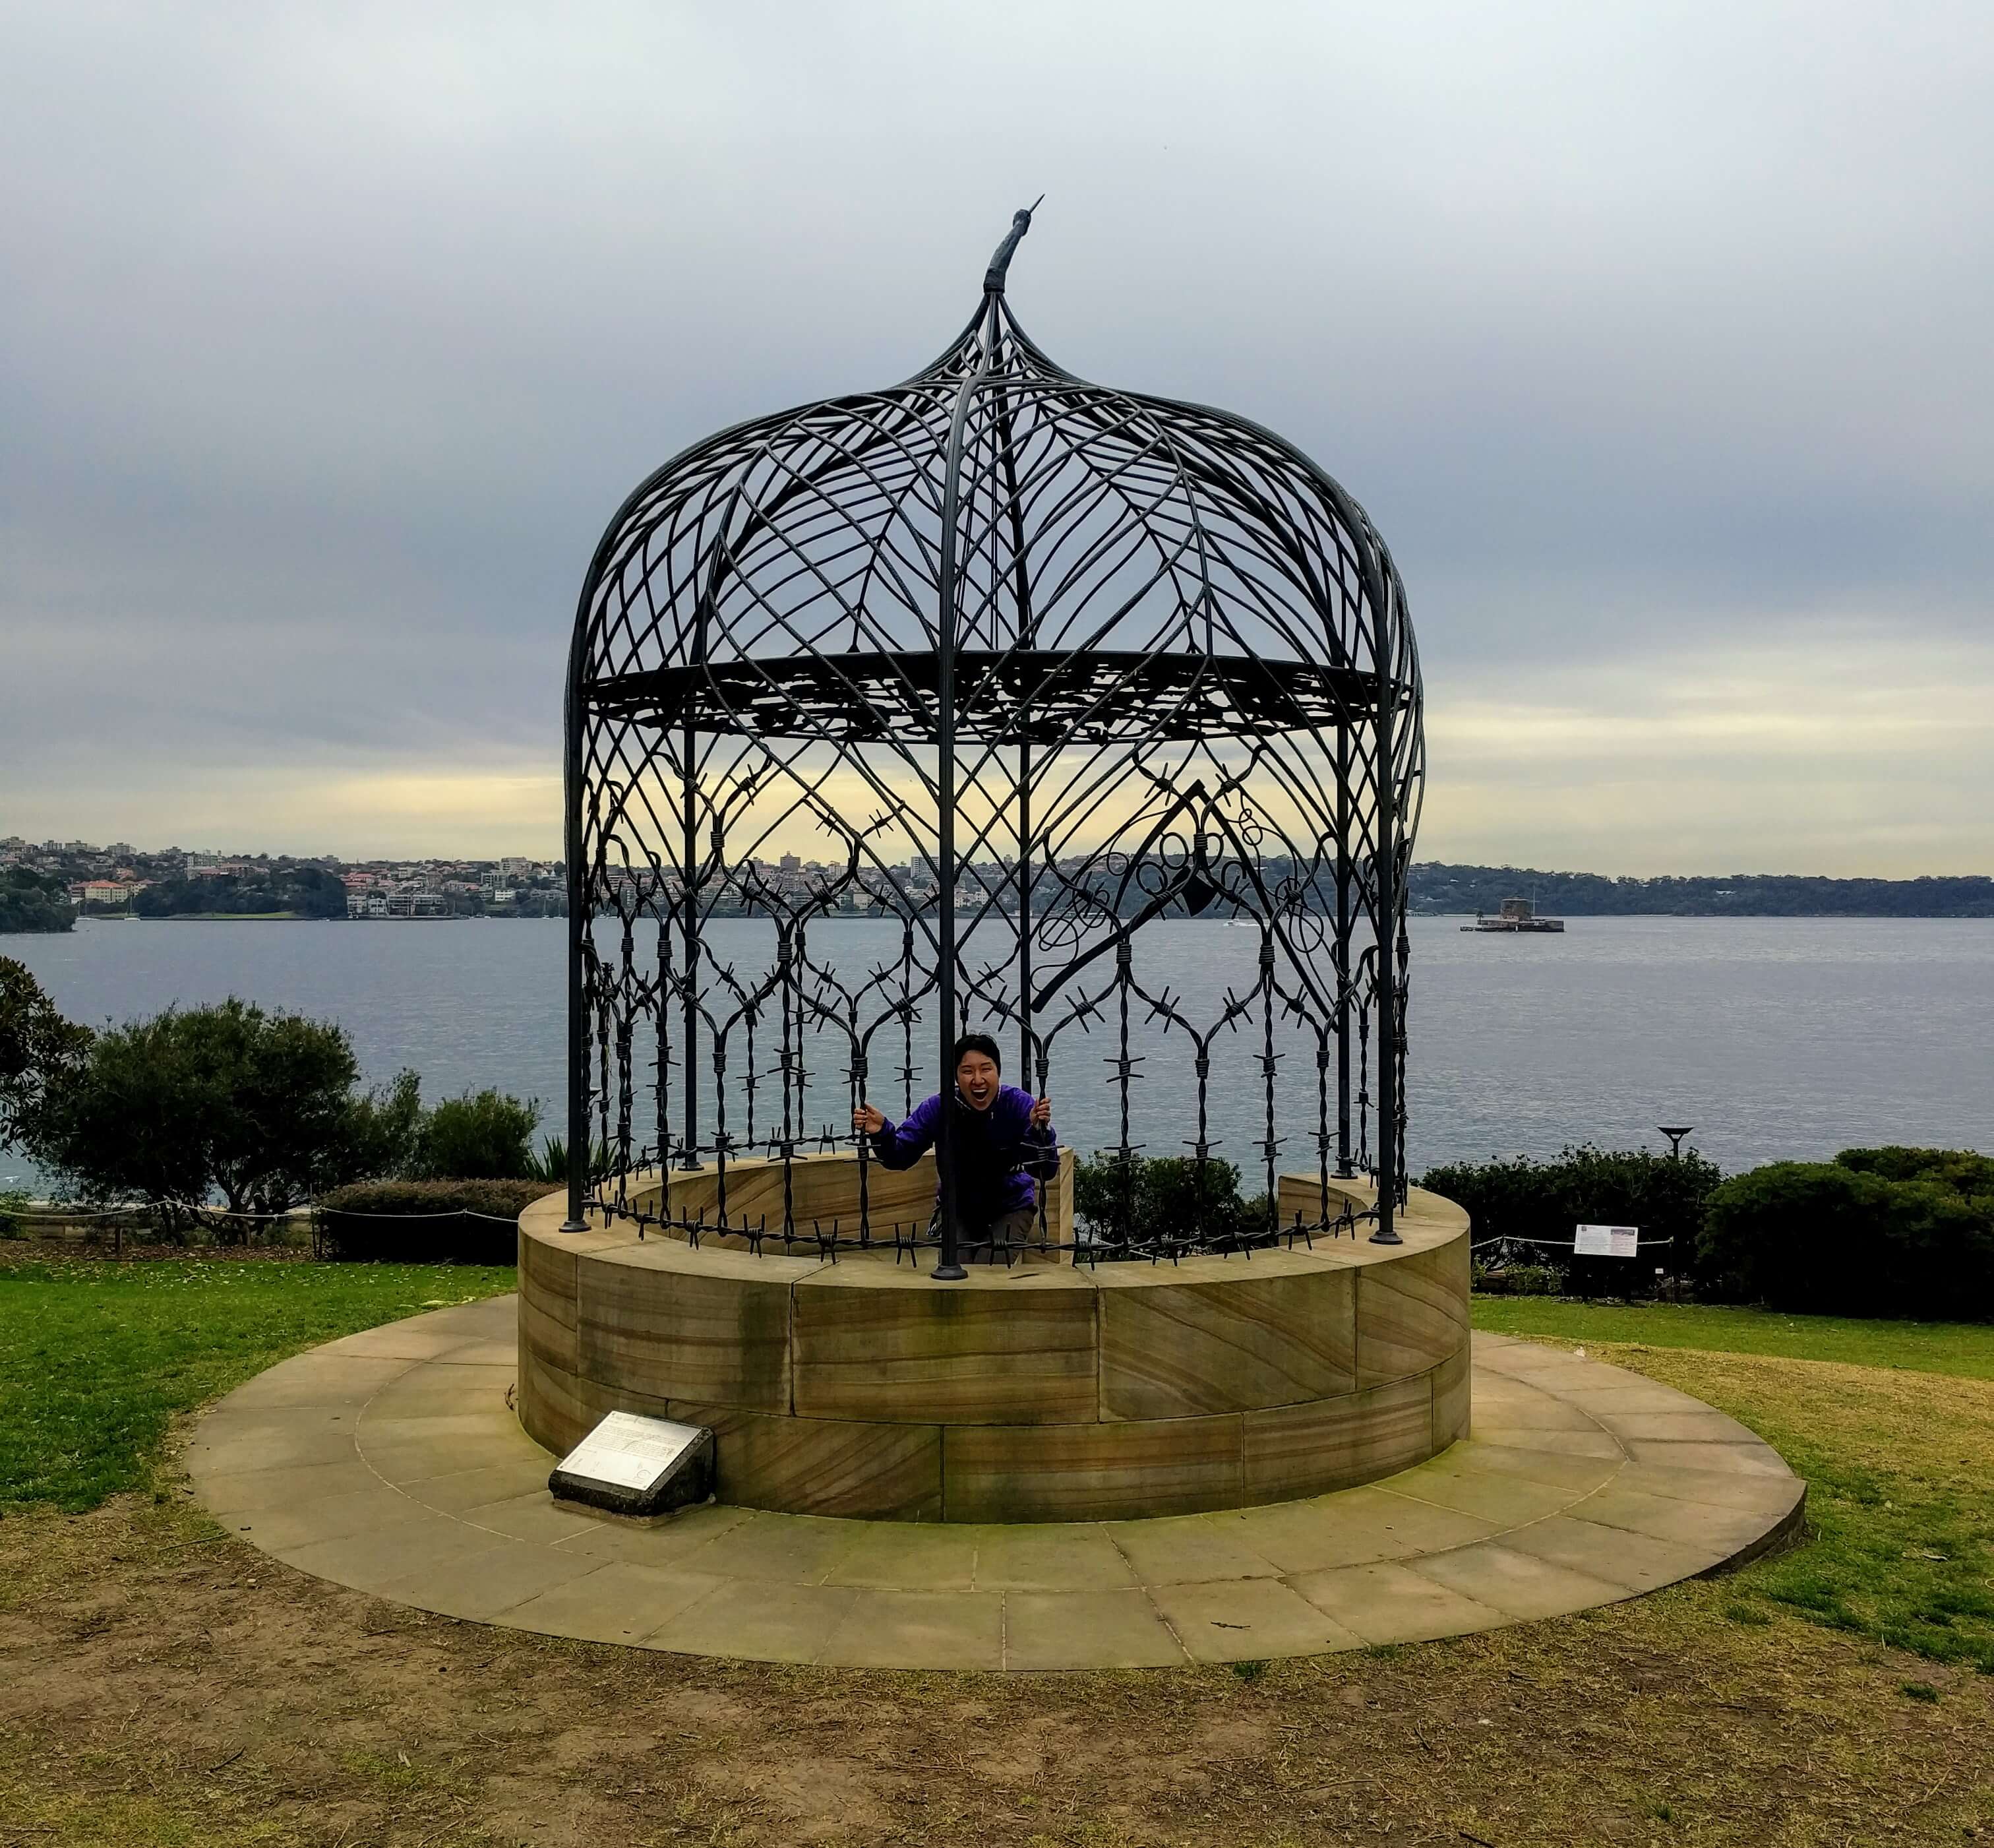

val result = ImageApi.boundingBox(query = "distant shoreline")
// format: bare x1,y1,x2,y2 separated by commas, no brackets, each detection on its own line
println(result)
1409,864,1994,921
9,909,1994,940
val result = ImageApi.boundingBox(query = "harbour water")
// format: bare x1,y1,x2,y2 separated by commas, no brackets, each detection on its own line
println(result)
4,915,1989,1189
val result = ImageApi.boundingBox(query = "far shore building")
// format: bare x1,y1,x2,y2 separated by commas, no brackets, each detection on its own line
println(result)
349,891,449,919
69,879,148,909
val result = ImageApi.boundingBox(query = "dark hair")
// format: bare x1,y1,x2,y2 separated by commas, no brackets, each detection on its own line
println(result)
952,1032,1002,1072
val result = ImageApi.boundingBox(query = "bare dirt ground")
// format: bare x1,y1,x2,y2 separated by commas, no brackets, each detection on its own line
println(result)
3,1368,1991,1847
0,1233,313,1264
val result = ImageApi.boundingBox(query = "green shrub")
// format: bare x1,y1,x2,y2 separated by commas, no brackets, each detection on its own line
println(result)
0,1190,30,1238
1699,1158,1994,1318
0,869,75,934
344,1068,425,1182
526,1134,611,1186
1836,1146,1994,1198
1422,1144,1721,1296
1073,1152,1272,1248
30,999,417,1231
1472,1260,1565,1297
411,1089,541,1181
315,1178,552,1264
1,957,91,1151
528,1134,566,1184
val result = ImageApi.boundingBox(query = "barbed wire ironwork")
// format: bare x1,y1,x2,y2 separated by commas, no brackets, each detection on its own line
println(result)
562,207,1424,1270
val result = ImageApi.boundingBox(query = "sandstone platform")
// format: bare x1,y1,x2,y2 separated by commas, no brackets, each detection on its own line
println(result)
518,1167,1474,1522
187,1297,1804,1671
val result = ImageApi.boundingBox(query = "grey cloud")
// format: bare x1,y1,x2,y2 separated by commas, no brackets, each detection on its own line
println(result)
2,1,1989,860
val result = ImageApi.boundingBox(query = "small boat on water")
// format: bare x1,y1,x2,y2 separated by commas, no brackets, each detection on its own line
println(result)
1463,896,1565,934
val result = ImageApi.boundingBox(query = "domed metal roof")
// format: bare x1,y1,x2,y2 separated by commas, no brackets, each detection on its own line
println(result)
574,206,1420,751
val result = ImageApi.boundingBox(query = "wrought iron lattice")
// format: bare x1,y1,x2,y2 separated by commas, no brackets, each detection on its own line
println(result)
562,207,1424,1270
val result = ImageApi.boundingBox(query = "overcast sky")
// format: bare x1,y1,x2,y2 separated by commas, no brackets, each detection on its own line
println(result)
3,2,1989,873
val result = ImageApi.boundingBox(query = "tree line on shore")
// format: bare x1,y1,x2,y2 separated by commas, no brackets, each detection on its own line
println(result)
0,869,74,934
8,858,1994,936
1408,863,1994,917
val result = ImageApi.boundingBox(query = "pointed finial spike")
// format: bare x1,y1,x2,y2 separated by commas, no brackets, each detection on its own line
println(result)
984,200,1041,294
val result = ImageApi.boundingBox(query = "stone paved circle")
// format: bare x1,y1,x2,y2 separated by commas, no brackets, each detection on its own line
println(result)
187,1298,1804,1670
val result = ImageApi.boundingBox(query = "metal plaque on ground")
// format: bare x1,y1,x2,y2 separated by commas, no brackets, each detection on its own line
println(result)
549,1411,715,1518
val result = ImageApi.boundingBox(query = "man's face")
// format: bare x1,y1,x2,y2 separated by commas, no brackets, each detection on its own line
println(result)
955,1050,1000,1111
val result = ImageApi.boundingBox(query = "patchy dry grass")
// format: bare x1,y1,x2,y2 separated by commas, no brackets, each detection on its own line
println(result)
0,1386,1989,1844
3,1271,1993,1843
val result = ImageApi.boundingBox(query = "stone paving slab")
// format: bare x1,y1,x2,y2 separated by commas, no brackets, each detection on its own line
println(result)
218,1352,421,1410
1004,1587,1188,1668
224,1482,438,1553
1410,1539,1633,1620
818,1588,1008,1671
1289,1558,1510,1645
200,1459,381,1515
188,1299,1807,1670
1211,1485,1499,1574
505,1560,733,1643
1148,1574,1364,1661
1370,1461,1579,1526
406,1460,557,1514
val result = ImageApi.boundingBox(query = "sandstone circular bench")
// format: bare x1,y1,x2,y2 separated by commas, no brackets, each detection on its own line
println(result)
517,1161,1469,1523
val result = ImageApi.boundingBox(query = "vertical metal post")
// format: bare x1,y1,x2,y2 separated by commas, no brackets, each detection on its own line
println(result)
1259,931,1278,1240
930,297,997,1280
1333,719,1354,1178
1017,745,1033,1081
560,594,590,1232
998,388,1037,1092
679,562,712,1173
934,541,961,1275
1370,580,1402,1245
653,916,670,1178
679,741,700,1169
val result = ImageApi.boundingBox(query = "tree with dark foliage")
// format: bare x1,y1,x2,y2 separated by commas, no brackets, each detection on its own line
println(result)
0,957,92,1150
0,869,75,934
31,999,421,1229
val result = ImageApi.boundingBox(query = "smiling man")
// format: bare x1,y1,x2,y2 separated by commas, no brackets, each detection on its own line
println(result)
851,1032,1056,1262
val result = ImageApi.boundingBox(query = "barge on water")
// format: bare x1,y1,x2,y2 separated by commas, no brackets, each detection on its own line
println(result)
1463,896,1566,933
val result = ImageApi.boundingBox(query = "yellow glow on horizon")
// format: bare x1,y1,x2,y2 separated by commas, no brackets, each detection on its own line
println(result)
13,625,1989,877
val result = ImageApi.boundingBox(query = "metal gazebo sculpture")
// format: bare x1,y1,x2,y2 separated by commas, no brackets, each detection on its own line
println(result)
560,207,1424,1271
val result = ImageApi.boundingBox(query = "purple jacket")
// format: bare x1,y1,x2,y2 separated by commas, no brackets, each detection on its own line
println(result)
866,1084,1056,1220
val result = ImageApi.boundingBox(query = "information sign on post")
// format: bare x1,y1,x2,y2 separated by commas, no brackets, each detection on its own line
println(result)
1574,1223,1639,1258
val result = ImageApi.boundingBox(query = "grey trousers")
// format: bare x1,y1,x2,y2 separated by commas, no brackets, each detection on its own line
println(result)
947,1207,1044,1265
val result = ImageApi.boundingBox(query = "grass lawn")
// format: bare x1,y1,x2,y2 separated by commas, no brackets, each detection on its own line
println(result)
1473,1295,1994,1380
1472,1296,1994,1676
0,1259,1990,1845
0,1252,515,1510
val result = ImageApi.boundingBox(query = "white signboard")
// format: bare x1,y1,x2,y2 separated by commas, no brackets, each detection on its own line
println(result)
557,1411,705,1493
1574,1223,1639,1258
